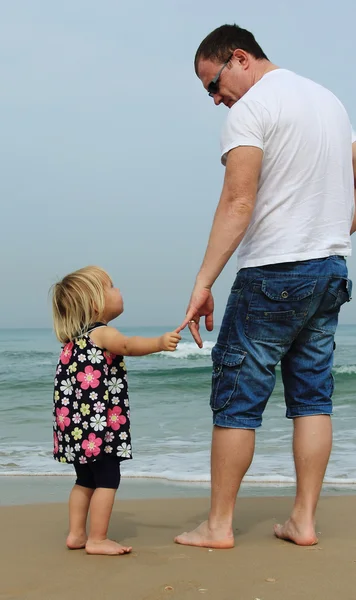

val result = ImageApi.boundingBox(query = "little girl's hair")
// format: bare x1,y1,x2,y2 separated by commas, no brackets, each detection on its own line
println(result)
51,266,112,343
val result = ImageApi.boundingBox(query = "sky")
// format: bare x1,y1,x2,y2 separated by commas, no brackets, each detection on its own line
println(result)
1,0,355,329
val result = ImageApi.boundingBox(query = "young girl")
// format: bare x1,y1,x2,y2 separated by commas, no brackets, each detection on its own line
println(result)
51,265,181,556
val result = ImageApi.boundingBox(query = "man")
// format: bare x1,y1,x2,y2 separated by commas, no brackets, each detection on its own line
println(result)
175,24,355,549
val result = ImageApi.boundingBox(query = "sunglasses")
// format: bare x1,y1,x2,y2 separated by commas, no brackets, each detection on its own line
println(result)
207,54,233,97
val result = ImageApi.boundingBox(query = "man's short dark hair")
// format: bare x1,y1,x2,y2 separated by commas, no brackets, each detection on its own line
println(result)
194,24,268,74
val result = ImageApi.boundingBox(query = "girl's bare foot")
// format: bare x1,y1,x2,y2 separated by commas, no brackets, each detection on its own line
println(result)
174,520,235,549
274,518,318,546
85,538,132,555
66,532,88,549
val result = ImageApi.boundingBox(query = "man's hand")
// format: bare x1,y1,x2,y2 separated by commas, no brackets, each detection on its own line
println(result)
178,285,214,348
159,331,181,352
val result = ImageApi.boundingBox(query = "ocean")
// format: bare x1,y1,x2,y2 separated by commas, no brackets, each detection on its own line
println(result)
0,325,355,487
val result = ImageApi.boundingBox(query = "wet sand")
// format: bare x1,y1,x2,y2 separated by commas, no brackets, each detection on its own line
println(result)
1,495,356,599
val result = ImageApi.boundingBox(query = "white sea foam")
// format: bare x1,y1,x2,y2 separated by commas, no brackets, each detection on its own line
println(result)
1,470,356,487
160,341,215,359
333,365,356,375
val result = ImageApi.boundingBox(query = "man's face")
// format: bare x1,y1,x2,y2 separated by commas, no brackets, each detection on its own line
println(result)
197,52,251,107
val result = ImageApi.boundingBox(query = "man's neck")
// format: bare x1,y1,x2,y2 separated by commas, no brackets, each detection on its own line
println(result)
252,60,280,86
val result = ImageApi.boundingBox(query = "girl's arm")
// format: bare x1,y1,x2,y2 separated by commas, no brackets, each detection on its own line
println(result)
89,326,181,356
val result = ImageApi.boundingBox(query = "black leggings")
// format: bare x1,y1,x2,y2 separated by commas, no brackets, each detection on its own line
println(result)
74,457,121,490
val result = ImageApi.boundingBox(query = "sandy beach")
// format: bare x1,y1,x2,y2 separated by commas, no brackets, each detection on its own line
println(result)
1,495,356,600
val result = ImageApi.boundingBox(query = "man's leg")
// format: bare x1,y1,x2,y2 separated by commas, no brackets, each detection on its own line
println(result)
174,426,255,548
274,414,332,545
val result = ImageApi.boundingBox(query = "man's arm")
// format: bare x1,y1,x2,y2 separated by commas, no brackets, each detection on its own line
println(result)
351,141,356,235
179,145,263,345
196,145,263,289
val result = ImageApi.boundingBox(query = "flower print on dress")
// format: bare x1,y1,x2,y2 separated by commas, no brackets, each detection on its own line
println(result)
80,403,90,416
108,377,124,394
73,412,81,424
53,325,131,465
104,431,114,443
119,361,126,372
108,406,126,431
71,427,83,440
56,406,70,431
60,378,73,396
117,442,132,458
77,365,101,390
87,348,104,364
60,342,74,365
90,414,107,431
65,445,75,462
82,433,102,458
104,351,116,365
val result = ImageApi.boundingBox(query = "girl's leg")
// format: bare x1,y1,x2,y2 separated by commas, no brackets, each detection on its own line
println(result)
67,464,95,549
67,484,94,549
85,459,132,556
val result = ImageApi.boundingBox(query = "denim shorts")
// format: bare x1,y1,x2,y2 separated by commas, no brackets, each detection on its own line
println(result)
211,256,352,429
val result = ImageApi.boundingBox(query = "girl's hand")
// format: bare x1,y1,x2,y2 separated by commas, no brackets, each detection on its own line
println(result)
159,331,181,352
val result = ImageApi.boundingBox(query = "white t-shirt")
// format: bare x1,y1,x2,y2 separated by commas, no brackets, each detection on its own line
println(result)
220,69,355,270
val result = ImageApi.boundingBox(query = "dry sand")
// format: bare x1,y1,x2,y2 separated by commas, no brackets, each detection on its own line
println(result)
1,495,356,600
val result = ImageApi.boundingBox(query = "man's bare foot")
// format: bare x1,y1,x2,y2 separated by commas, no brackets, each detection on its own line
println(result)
274,518,318,546
85,538,132,555
174,520,234,549
66,533,87,549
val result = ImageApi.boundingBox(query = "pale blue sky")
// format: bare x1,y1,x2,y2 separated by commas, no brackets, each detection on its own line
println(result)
1,0,355,328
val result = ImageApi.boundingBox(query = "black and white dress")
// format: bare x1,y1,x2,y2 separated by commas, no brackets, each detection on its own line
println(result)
53,323,132,466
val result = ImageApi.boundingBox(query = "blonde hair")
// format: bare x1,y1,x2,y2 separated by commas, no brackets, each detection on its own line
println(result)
51,266,112,343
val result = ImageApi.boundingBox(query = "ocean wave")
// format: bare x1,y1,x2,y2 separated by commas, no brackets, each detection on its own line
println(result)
0,350,57,360
1,471,356,486
159,341,215,359
333,365,356,375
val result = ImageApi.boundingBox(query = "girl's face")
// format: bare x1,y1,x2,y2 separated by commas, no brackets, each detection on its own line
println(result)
102,280,124,322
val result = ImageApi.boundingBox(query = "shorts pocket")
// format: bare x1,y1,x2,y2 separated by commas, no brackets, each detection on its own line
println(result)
329,278,352,309
210,345,246,413
244,277,317,343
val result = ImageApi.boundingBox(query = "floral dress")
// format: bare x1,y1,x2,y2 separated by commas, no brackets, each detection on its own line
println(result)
53,323,132,466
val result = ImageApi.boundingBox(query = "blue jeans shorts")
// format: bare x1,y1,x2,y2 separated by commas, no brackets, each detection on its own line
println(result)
211,256,352,429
